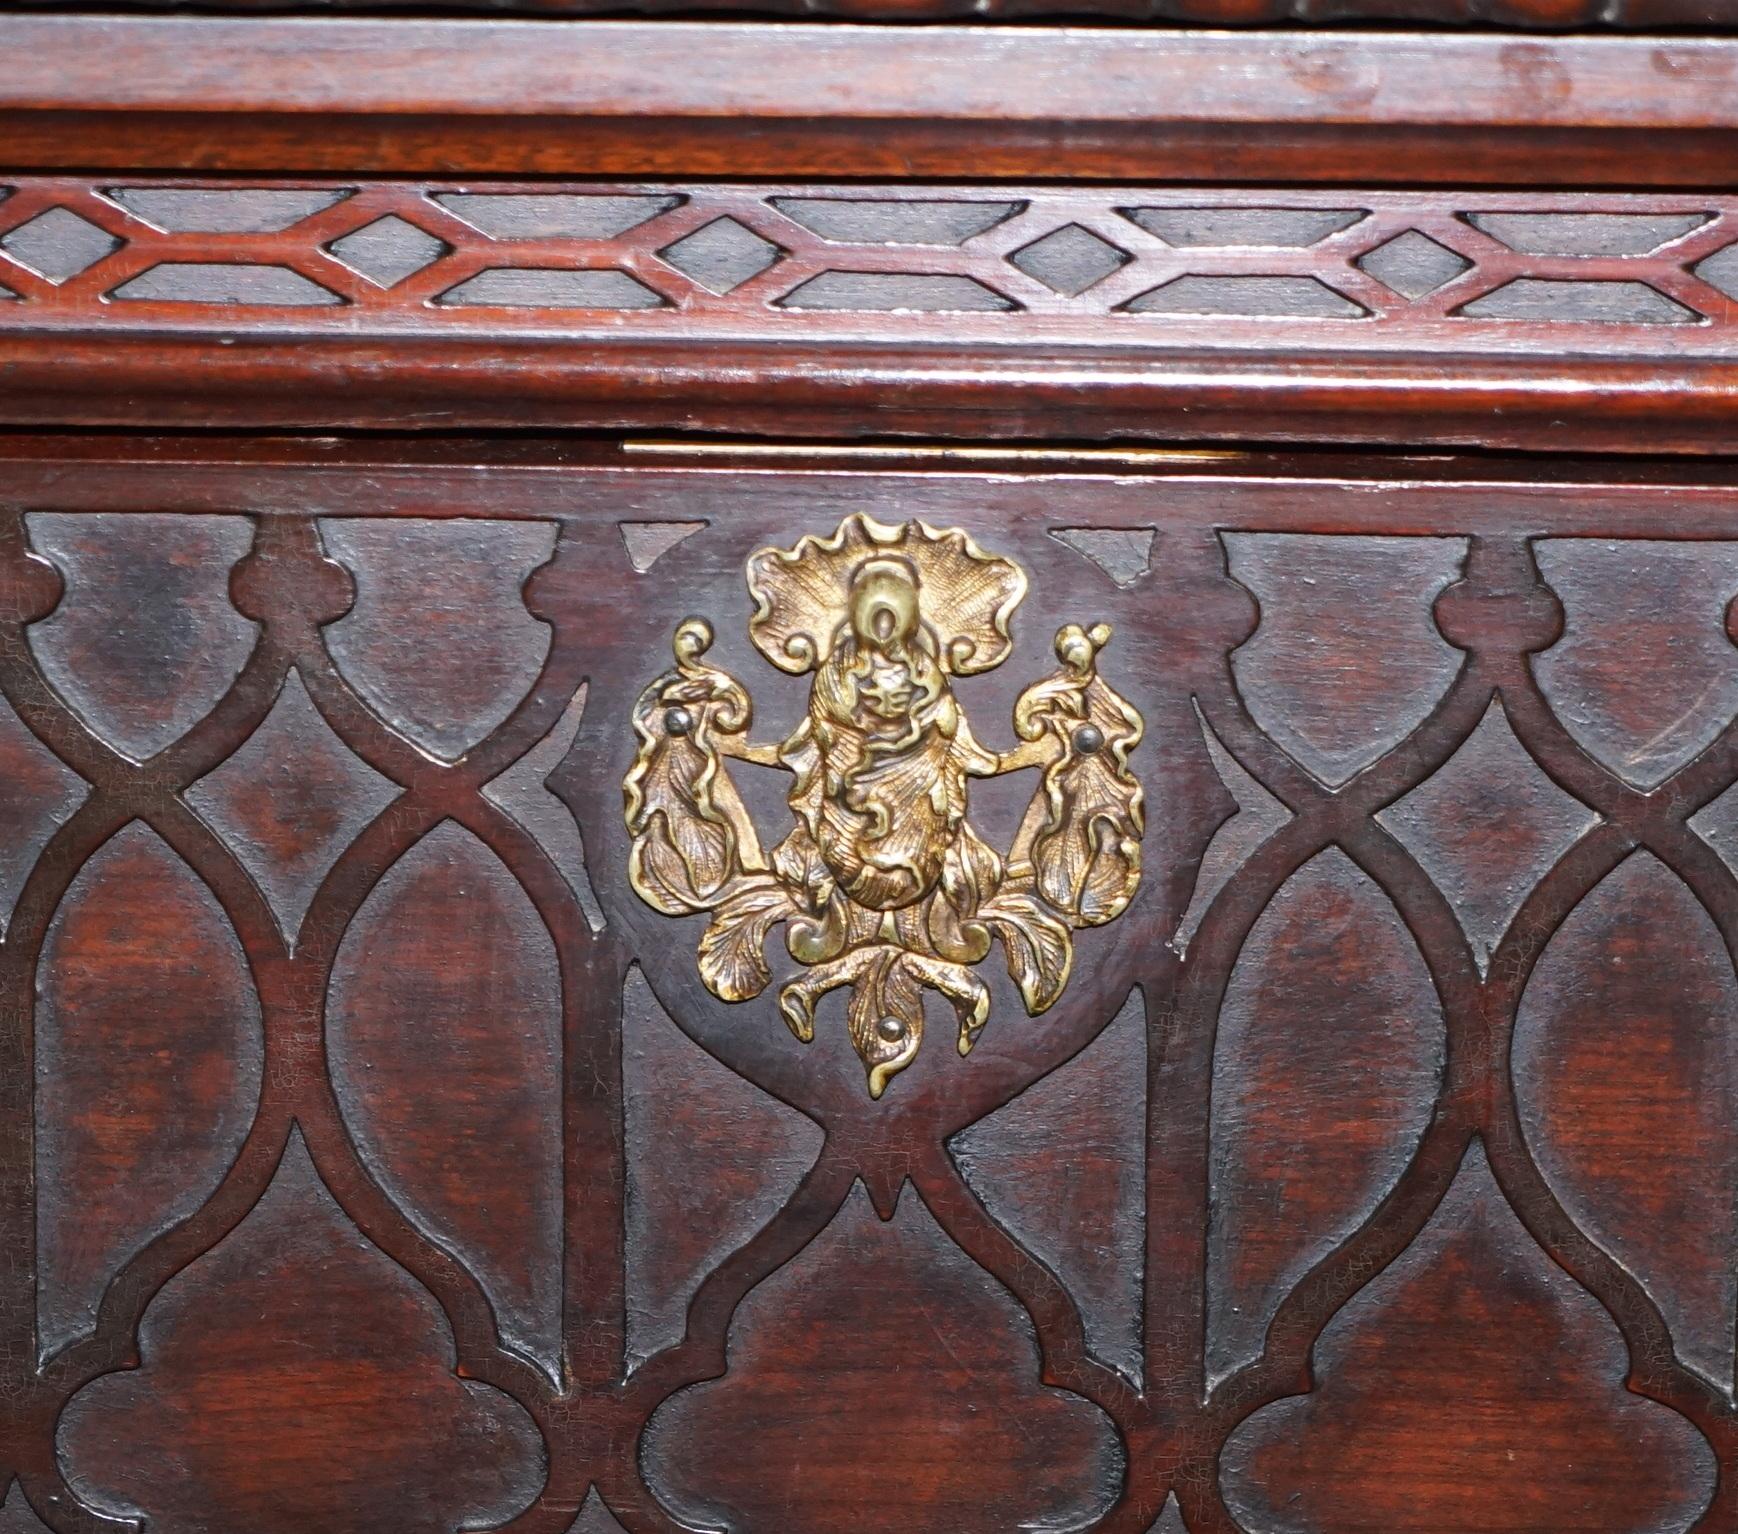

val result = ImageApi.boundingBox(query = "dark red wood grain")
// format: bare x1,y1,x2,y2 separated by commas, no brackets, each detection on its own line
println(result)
0,439,1730,1534
4,20,1738,186
1220,1145,1717,1534
16,0,1738,1513
58,1138,548,1534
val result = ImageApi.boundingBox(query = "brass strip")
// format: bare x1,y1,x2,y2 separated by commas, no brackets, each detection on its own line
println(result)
620,440,1248,465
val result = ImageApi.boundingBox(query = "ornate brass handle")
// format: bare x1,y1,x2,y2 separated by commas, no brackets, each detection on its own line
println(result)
624,514,1144,1098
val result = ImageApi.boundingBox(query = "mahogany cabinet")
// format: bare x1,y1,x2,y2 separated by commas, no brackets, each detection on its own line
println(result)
3,11,1738,1534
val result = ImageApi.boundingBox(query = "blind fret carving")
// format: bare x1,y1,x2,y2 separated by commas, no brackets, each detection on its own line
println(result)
5,181,1738,346
0,455,1733,1533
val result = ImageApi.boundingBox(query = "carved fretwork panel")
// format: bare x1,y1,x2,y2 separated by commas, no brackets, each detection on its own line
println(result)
1,442,1734,1534
13,180,1738,451
8,180,1738,340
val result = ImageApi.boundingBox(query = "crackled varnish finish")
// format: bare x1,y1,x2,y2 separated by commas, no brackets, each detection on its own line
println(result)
0,442,1727,1534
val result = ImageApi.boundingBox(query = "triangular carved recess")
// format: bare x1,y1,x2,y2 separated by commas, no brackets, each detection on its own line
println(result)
1690,778,1738,878
619,521,706,573
1050,526,1155,588
0,1481,55,1533
1172,702,1290,957
482,682,605,931
1148,1493,1190,1532
566,1488,630,1533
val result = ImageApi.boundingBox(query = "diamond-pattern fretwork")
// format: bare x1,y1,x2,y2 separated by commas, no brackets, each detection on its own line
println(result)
1357,230,1473,299
326,216,450,288
0,207,123,284
1008,224,1131,296
658,217,783,294
0,179,1731,351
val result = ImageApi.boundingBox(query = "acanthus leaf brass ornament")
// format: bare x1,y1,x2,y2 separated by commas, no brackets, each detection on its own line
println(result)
623,513,1144,1098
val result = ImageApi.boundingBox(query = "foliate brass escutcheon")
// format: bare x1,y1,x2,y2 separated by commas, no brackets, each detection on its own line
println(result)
623,514,1144,1098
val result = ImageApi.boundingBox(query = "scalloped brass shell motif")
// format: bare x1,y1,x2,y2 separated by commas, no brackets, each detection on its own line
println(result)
623,514,1144,1098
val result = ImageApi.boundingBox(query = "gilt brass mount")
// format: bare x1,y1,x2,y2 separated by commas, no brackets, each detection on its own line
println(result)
623,514,1144,1098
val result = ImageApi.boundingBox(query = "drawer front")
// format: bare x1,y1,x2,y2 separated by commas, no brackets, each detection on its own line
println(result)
0,442,1729,1534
